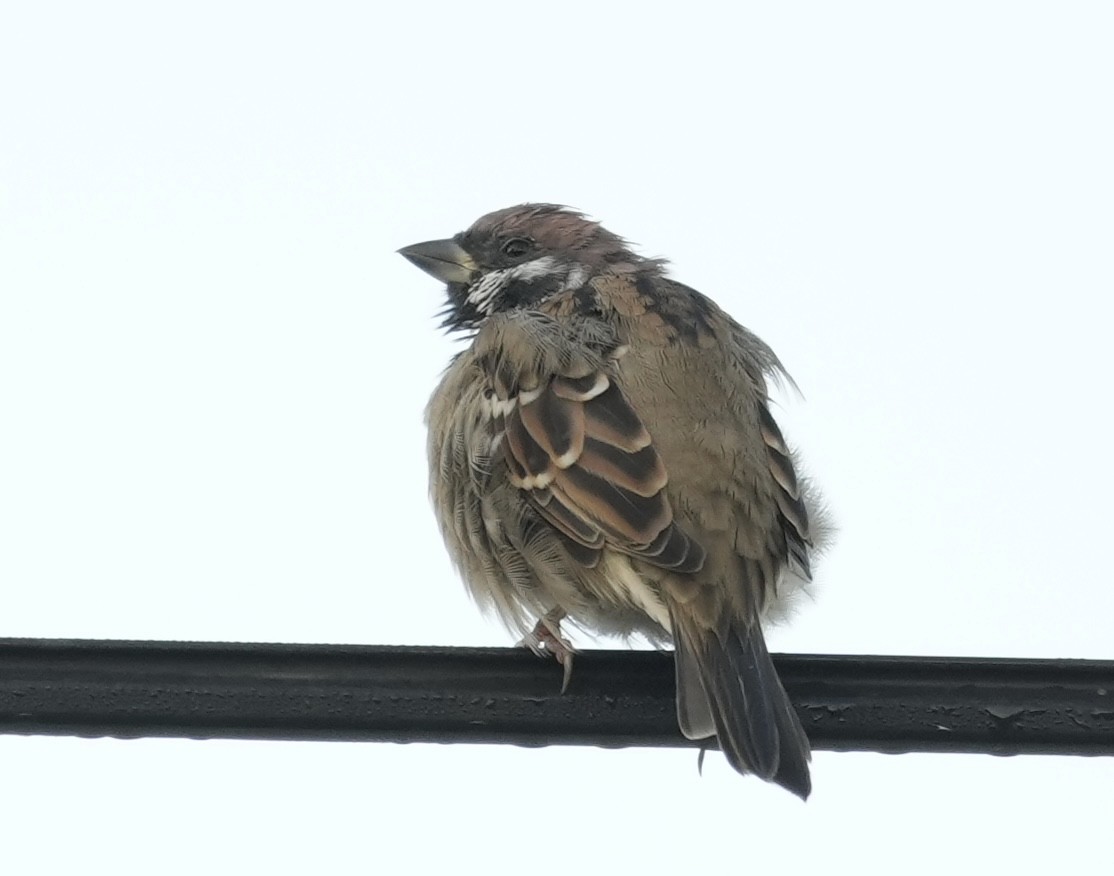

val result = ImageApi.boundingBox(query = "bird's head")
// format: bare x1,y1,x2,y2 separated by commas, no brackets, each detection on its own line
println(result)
399,203,663,331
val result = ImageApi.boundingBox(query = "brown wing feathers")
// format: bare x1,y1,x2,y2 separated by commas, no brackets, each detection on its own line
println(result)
758,403,813,577
490,346,703,575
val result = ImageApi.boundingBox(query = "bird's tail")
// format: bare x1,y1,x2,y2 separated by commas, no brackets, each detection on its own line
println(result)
672,612,812,799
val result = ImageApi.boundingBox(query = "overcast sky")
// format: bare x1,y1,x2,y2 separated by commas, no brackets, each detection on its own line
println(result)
2,2,1112,873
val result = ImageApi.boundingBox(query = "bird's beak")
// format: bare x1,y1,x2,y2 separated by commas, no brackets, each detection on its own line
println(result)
398,238,478,285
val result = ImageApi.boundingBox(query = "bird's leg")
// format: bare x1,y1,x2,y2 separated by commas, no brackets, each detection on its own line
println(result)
518,609,576,692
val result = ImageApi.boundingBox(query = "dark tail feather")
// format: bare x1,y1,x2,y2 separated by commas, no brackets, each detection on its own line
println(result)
673,615,812,799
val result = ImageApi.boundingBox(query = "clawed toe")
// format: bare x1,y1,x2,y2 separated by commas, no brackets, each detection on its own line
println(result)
518,614,577,692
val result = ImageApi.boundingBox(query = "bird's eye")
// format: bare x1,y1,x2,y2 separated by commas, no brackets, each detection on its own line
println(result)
501,237,532,258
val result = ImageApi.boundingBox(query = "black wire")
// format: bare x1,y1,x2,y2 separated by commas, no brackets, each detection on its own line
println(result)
1,638,1112,756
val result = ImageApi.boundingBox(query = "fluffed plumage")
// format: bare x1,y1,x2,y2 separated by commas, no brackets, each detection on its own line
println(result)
401,204,830,799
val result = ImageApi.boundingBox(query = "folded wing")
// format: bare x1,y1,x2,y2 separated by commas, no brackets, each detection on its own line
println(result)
478,315,705,575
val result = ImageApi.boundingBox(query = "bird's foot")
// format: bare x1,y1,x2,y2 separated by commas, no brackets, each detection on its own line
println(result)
518,614,576,693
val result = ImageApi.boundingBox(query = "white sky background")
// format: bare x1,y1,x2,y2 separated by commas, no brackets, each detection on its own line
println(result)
2,1,1112,872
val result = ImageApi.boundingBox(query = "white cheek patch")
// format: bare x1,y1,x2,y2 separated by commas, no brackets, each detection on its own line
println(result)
464,257,561,316
466,270,509,315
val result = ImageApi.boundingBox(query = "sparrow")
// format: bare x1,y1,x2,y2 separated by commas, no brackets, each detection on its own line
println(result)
400,204,829,799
